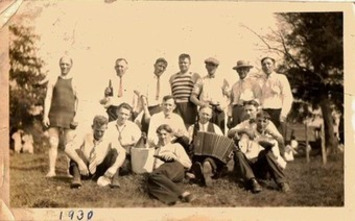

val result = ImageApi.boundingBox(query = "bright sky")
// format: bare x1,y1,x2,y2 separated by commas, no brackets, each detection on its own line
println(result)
18,1,348,133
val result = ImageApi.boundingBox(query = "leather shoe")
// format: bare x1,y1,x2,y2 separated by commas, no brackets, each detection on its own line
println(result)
279,182,290,193
71,177,82,189
250,178,262,193
202,161,213,187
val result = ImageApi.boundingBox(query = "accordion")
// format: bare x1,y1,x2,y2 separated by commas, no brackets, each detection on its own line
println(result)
193,132,235,164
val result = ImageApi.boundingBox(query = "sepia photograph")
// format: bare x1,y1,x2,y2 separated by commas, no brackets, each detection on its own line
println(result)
0,0,354,220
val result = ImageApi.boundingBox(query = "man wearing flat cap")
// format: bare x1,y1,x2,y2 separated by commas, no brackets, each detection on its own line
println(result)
190,57,230,131
228,60,262,128
259,57,293,134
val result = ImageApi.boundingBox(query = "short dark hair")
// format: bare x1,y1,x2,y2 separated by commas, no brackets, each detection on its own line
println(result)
155,58,168,67
199,105,212,112
261,56,275,64
256,111,271,120
59,56,73,65
179,53,191,62
117,102,133,113
156,124,173,134
162,95,175,103
93,115,108,128
115,58,128,65
243,100,259,107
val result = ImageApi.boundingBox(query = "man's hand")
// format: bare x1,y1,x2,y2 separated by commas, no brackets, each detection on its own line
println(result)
78,161,89,176
104,167,116,178
43,116,50,128
104,87,113,97
156,151,176,162
134,90,141,97
280,115,287,123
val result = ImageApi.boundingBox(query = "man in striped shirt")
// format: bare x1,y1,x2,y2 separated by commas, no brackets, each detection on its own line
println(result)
169,54,201,127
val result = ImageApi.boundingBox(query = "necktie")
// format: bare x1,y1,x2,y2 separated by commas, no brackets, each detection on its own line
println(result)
118,76,123,97
89,145,97,174
156,76,160,101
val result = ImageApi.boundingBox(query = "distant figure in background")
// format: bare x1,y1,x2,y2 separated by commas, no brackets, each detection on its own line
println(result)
65,115,125,188
190,57,229,132
147,124,195,205
43,56,79,177
100,58,140,121
228,60,262,128
134,58,169,134
11,129,23,153
170,54,201,127
260,56,293,132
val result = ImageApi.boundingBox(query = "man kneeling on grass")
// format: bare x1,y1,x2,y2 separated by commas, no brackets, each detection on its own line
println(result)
228,100,290,194
147,124,195,205
65,115,126,188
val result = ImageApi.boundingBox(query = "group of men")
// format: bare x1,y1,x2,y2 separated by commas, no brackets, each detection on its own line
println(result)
42,53,293,205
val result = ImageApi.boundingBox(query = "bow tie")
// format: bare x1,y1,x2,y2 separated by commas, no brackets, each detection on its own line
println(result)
209,75,215,78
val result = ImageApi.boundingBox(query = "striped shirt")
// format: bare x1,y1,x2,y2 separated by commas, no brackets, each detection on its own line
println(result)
169,72,200,103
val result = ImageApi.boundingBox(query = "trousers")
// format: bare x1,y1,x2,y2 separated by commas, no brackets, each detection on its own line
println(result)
233,150,285,184
69,148,119,180
147,161,185,204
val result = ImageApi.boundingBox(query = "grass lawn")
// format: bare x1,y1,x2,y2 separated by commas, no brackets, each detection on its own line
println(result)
10,150,343,208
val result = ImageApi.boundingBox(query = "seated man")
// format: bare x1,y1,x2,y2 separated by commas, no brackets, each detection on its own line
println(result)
187,105,225,187
147,124,195,205
147,95,189,151
65,115,126,188
228,100,289,193
105,102,141,175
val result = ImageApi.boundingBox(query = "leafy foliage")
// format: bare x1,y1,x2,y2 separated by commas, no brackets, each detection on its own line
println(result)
9,25,46,132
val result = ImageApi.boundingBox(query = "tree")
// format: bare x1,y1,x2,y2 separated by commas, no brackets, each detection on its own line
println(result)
245,12,343,154
9,25,46,141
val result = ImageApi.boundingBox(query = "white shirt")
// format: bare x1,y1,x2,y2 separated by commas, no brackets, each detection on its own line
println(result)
105,120,141,154
137,73,171,107
187,122,223,142
67,131,125,166
147,112,187,146
153,143,192,170
260,72,293,118
192,74,230,109
105,73,140,113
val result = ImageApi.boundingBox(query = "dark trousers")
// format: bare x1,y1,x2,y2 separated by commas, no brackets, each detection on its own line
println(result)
211,107,225,132
231,105,247,128
233,150,285,185
147,161,185,205
141,105,162,134
263,108,281,129
175,101,198,127
69,148,119,180
263,108,287,142
119,154,131,176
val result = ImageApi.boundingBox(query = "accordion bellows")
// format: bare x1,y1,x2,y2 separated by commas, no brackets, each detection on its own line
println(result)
193,132,235,164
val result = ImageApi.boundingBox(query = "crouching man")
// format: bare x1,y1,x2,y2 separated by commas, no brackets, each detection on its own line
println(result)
65,115,126,188
228,100,289,194
147,124,195,205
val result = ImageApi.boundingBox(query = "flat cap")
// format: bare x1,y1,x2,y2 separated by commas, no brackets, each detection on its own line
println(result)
204,57,219,66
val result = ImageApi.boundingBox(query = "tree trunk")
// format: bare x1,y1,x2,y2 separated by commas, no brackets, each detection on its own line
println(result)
319,96,338,155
